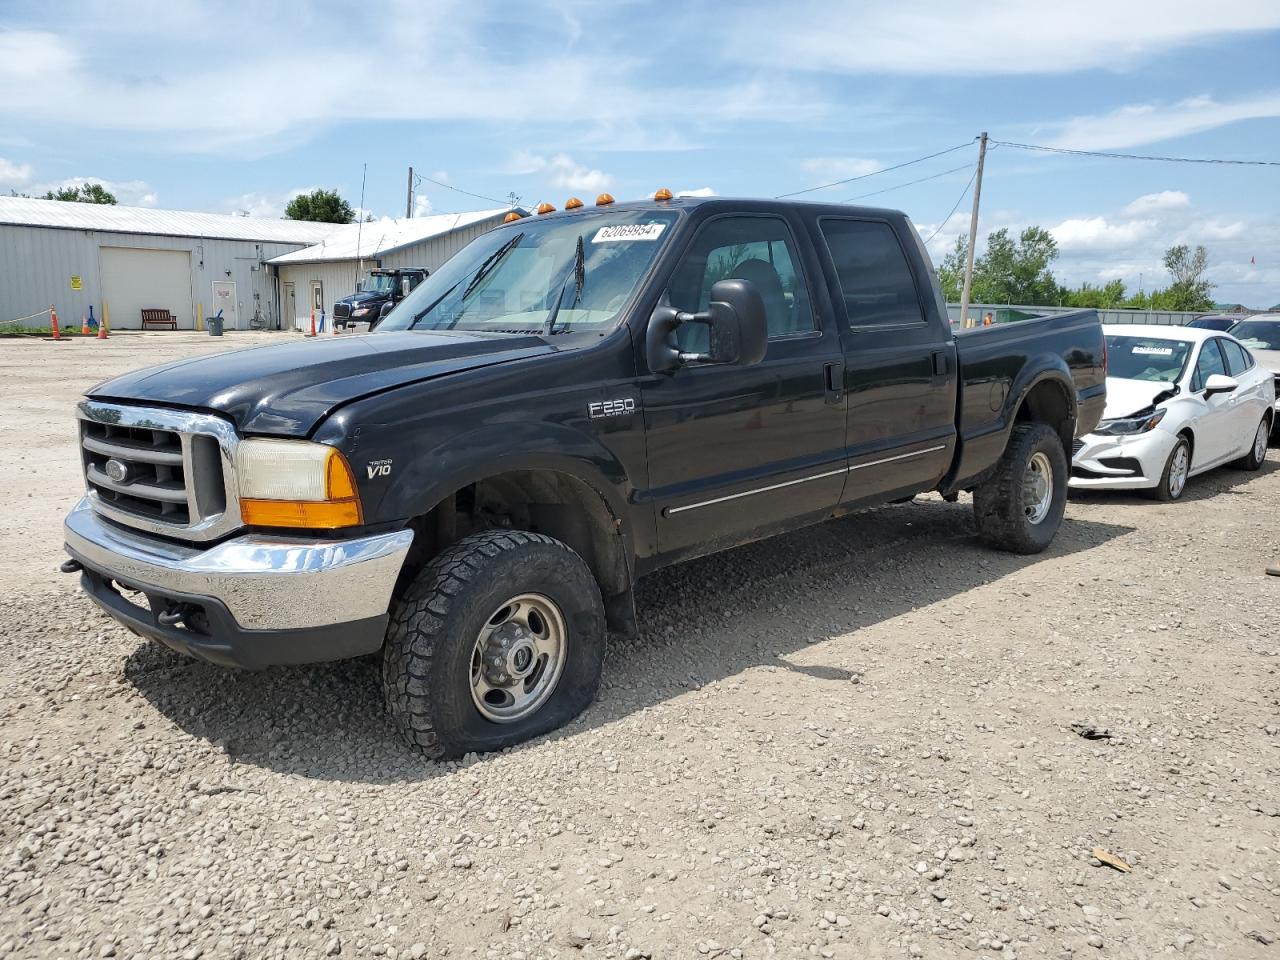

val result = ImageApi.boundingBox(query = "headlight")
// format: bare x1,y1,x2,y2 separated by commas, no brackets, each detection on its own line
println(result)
1093,409,1166,436
235,439,362,528
351,306,370,317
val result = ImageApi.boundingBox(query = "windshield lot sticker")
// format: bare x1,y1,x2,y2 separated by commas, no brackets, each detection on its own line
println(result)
1132,346,1174,356
592,223,666,243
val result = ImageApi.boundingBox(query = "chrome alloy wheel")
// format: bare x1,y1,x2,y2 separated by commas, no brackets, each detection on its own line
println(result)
470,593,567,723
1168,443,1189,498
1254,421,1269,464
1022,451,1054,525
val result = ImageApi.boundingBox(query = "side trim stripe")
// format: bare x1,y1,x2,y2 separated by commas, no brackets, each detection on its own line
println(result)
664,443,948,515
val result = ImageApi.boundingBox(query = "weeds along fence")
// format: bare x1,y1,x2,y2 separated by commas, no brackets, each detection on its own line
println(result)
947,303,1224,327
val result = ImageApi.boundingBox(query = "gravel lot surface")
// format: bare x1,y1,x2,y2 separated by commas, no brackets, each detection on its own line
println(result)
1,332,1278,960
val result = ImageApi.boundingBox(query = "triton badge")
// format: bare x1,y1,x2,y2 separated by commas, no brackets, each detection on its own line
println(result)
366,459,393,479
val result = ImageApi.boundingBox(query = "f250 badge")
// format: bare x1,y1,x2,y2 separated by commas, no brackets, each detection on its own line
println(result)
366,459,393,479
588,398,636,420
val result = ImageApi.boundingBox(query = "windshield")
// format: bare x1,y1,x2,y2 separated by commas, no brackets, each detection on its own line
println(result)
1105,335,1192,382
360,274,397,295
1230,320,1280,351
377,210,680,335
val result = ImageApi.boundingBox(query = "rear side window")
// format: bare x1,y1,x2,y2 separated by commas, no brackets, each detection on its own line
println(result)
1220,338,1253,374
819,219,924,328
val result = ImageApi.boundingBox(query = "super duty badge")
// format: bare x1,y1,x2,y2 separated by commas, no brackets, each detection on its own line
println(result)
588,398,636,420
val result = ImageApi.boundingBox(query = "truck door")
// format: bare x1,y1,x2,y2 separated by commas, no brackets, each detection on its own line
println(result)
640,213,847,559
814,217,957,504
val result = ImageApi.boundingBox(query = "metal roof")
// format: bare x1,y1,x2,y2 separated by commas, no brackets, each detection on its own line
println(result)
267,209,514,265
0,196,340,244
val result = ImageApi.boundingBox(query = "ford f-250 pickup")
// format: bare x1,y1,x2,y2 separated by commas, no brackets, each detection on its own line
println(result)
62,195,1105,758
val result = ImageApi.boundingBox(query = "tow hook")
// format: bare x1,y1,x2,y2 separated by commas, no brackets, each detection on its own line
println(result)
157,604,195,628
59,559,83,574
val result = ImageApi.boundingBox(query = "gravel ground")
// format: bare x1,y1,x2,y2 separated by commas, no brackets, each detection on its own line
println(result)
1,332,1278,960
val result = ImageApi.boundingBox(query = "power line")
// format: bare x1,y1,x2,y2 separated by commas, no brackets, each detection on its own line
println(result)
775,139,978,198
992,139,1280,167
922,166,980,245
412,171,511,207
845,162,975,202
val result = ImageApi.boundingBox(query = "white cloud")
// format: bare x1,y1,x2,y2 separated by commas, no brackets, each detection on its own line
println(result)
222,186,315,219
1044,93,1280,151
799,157,882,188
725,1,1280,75
0,157,33,188
1049,216,1159,252
676,187,717,198
513,152,613,194
1123,191,1191,215
413,193,433,217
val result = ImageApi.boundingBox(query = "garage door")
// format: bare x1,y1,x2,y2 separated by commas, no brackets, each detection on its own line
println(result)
99,247,193,330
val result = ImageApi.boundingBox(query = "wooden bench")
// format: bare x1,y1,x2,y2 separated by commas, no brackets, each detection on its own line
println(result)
140,308,178,330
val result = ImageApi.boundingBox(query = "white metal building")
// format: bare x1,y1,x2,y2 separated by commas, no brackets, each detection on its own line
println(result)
0,197,337,330
268,209,515,330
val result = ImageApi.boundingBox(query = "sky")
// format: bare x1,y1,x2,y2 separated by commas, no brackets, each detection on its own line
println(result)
2,0,1279,307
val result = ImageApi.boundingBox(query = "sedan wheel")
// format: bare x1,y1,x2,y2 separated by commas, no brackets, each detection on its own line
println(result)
1231,418,1271,471
1150,438,1190,501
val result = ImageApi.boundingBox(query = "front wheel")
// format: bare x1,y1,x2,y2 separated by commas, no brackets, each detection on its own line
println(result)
1148,436,1191,500
973,423,1068,554
382,531,606,759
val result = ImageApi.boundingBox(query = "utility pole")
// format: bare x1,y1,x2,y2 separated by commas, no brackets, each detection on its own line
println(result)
958,132,988,329
405,166,414,219
356,162,368,293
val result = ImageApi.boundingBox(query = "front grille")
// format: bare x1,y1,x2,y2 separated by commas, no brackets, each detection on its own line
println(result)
77,401,241,542
333,302,351,319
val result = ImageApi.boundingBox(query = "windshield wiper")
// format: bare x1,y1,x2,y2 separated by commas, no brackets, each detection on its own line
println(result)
462,231,524,301
543,235,585,336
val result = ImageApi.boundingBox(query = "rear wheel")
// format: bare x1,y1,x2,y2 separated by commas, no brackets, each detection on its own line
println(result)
1229,417,1270,471
1149,436,1191,501
382,530,606,759
973,423,1068,554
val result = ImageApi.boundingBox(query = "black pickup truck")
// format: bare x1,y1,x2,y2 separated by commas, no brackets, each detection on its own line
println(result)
63,196,1105,758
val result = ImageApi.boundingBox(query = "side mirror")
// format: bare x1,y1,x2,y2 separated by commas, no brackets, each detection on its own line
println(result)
645,279,768,374
369,300,395,330
1203,373,1238,397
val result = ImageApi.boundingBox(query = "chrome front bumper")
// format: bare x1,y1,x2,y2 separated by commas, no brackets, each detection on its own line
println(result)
64,497,413,631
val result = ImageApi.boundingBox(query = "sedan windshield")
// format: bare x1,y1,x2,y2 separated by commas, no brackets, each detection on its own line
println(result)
377,210,680,335
1229,320,1280,351
1105,335,1191,382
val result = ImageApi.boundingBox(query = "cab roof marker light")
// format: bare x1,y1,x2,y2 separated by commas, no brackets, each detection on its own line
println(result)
564,197,584,210
502,211,523,223
536,202,556,215
654,187,673,201
595,193,614,206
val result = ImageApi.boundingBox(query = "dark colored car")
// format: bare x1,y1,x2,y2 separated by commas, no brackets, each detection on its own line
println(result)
1186,315,1240,331
332,268,427,330
63,196,1105,758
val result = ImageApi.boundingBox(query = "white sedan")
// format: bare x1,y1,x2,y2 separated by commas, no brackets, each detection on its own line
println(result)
1227,315,1280,434
1070,325,1275,500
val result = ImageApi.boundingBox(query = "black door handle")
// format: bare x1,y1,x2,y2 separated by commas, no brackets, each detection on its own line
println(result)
824,360,844,405
932,350,949,377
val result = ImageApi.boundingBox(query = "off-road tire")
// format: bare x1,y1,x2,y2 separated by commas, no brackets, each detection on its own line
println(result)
382,530,606,759
973,422,1068,554
1228,417,1270,471
1148,436,1192,501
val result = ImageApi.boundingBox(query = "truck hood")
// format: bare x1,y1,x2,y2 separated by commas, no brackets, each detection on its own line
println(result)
88,331,555,437
337,291,385,306
1102,377,1178,419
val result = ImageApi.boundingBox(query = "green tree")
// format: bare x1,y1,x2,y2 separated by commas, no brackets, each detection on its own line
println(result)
1065,279,1128,309
936,235,967,302
1159,244,1214,311
284,188,355,224
43,183,117,204
964,227,1062,304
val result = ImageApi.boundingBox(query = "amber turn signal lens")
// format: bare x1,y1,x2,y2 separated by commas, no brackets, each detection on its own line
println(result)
502,210,523,223
240,498,362,529
536,202,556,215
653,187,673,201
595,193,614,206
564,197,583,210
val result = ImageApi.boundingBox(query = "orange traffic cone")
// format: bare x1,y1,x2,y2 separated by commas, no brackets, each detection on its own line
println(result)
97,315,109,340
308,308,316,337
81,315,91,335
50,306,63,341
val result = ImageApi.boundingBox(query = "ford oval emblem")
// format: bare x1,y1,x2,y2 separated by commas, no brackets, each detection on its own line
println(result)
104,458,130,483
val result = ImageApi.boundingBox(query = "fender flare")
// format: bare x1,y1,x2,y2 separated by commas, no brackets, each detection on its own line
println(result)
1003,355,1078,447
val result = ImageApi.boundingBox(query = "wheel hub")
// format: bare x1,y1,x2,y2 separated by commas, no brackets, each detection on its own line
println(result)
469,593,568,724
480,624,539,685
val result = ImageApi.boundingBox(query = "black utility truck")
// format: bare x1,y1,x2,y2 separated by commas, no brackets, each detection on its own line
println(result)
332,267,427,330
64,196,1105,758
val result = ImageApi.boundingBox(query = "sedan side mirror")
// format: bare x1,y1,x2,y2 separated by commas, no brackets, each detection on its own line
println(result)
1203,373,1238,397
646,279,768,374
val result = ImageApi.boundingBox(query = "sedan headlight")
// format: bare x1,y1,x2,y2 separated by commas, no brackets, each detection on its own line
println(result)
235,439,362,528
1093,408,1166,436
